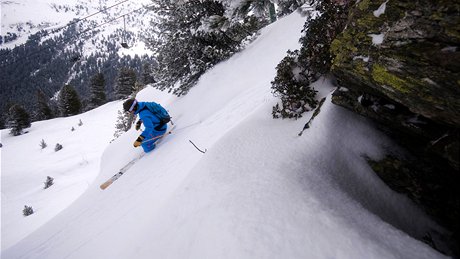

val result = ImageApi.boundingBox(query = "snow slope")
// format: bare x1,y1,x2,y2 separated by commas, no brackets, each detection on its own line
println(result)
1,102,120,249
1,11,448,259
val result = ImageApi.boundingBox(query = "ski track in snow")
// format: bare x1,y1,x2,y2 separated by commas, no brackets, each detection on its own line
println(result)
1,11,448,259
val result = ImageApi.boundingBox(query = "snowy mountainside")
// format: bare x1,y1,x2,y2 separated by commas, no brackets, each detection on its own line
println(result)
0,0,155,114
1,101,121,250
1,11,450,259
1,0,88,47
1,0,151,49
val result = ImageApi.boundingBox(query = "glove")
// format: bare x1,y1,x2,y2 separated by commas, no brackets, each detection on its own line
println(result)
133,136,145,148
135,120,143,131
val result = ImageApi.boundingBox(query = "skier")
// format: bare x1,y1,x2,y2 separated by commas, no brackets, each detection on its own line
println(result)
123,98,171,153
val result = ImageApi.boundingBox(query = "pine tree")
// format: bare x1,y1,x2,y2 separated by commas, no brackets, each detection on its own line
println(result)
271,50,318,119
141,62,156,85
148,0,267,96
7,104,31,136
271,0,350,119
58,85,82,117
115,67,137,99
275,0,308,16
0,114,5,130
35,90,53,121
297,0,350,81
88,72,106,109
231,0,276,21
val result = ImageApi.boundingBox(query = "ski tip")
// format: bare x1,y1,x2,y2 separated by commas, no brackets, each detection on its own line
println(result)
100,181,112,190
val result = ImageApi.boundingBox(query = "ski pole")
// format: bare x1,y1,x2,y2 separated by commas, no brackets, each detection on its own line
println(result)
139,120,201,145
141,131,172,144
173,120,201,133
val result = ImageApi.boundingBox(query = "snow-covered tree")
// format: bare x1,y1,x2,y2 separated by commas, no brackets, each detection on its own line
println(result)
58,85,82,117
224,0,308,19
227,0,277,21
148,0,267,96
275,0,309,16
7,104,31,136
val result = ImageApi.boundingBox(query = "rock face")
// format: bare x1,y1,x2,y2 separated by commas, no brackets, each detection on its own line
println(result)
331,0,460,125
329,0,459,255
330,0,459,169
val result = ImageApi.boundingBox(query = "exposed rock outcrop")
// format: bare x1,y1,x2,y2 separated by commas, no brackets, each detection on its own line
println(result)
329,0,459,256
331,0,460,125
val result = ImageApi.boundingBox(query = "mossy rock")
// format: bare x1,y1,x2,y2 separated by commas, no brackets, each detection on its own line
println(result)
331,0,460,126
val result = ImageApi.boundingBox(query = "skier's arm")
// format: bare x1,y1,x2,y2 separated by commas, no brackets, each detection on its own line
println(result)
135,120,142,131
140,115,154,139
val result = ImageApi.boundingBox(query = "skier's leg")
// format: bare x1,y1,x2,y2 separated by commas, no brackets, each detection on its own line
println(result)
141,128,167,153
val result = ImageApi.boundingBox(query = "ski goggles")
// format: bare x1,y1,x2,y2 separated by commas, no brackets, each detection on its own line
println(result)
128,99,137,112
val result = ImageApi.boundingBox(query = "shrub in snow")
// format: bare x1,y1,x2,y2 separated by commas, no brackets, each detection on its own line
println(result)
78,119,83,126
113,110,135,139
55,143,63,152
23,205,34,216
44,176,54,189
40,139,47,149
71,127,75,131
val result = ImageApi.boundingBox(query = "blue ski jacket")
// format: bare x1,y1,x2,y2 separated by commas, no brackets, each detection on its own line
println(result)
134,101,169,152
